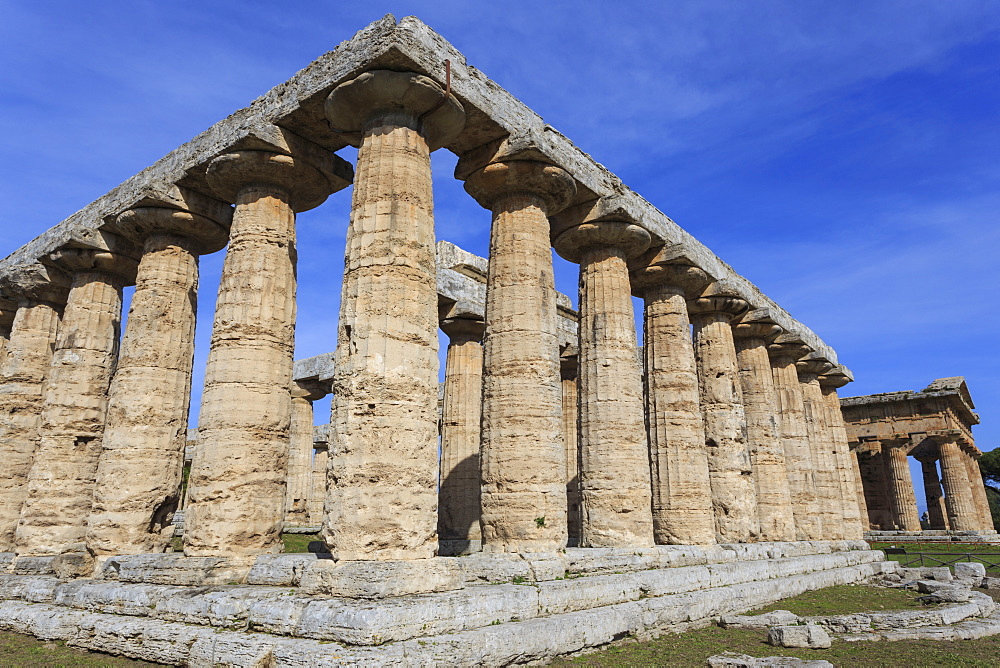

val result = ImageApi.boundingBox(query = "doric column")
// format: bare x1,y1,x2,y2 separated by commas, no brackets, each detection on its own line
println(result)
308,445,329,526
964,449,993,531
438,317,485,553
553,220,653,547
185,141,346,557
285,381,325,528
732,317,795,542
560,350,582,546
629,260,714,545
938,437,979,531
323,70,464,560
768,336,821,539
0,268,67,550
796,356,843,540
87,203,230,556
464,157,576,553
16,249,136,556
688,289,759,543
850,444,873,530
884,441,921,531
818,368,866,539
917,456,949,530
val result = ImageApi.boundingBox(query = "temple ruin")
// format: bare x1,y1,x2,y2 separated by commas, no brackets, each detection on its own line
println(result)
0,15,905,665
843,378,995,540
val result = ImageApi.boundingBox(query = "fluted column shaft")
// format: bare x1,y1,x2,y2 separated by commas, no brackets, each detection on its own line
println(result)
186,173,301,556
308,447,329,526
88,220,218,555
770,349,821,539
919,458,949,530
797,369,843,539
733,329,794,542
885,444,921,531
560,355,582,545
285,386,317,527
689,298,758,542
819,382,865,539
0,299,62,549
465,160,575,553
636,273,714,545
438,318,485,548
851,446,872,530
939,439,979,531
964,453,993,530
17,269,125,555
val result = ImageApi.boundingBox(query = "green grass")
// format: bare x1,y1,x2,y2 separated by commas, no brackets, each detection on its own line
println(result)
0,632,165,666
869,541,1000,576
281,532,321,553
752,583,921,616
550,590,1000,667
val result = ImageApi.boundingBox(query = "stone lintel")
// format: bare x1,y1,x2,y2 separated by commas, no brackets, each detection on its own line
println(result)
292,352,336,385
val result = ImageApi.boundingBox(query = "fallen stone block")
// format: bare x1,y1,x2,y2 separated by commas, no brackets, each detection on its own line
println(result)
707,652,833,667
916,579,965,594
954,562,986,584
298,558,463,598
719,609,800,629
983,577,1000,590
767,624,832,649
899,567,952,582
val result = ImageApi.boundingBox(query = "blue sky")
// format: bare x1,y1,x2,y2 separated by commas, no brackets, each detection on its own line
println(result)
2,1,998,513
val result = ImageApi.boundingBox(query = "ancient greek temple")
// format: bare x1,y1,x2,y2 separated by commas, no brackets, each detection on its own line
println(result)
0,15,906,665
843,378,995,540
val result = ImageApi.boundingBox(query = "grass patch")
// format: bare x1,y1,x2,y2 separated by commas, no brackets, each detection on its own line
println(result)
282,532,321,553
869,541,1000,576
752,583,921,616
0,632,165,666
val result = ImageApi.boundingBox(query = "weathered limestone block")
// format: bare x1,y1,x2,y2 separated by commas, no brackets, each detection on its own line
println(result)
938,438,980,532
87,206,229,556
818,370,866,539
560,352,582,545
733,318,795,542
16,249,136,556
0,294,63,550
553,220,653,547
954,561,986,584
719,609,800,629
438,317,485,552
769,338,821,540
797,357,845,539
464,158,576,552
298,558,464,598
325,70,464,560
284,381,325,528
883,442,921,531
185,144,346,557
767,624,832,649
688,290,759,543
629,259,715,545
102,554,254,586
707,653,833,668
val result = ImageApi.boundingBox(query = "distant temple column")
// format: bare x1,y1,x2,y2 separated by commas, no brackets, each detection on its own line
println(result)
817,367,865,539
553,220,653,547
917,456,949,530
732,318,795,542
185,143,343,557
560,350,582,545
937,436,980,531
884,441,921,531
0,273,66,550
308,444,329,526
629,259,714,545
963,447,993,531
797,356,844,539
850,444,873,530
438,317,485,553
323,70,464,560
769,336,821,540
285,381,325,528
688,289,759,543
464,158,576,553
16,249,136,556
87,204,230,556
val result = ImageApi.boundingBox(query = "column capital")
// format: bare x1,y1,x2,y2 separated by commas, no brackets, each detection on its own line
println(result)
796,353,835,378
767,333,812,363
0,262,71,305
114,207,230,255
440,316,485,342
464,160,576,214
732,321,783,342
291,379,327,401
819,365,853,389
47,247,138,284
553,220,651,263
325,69,466,150
207,150,335,213
629,261,710,298
686,295,749,320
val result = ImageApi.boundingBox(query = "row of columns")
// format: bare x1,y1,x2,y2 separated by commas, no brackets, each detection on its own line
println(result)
856,433,992,532
0,66,871,564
